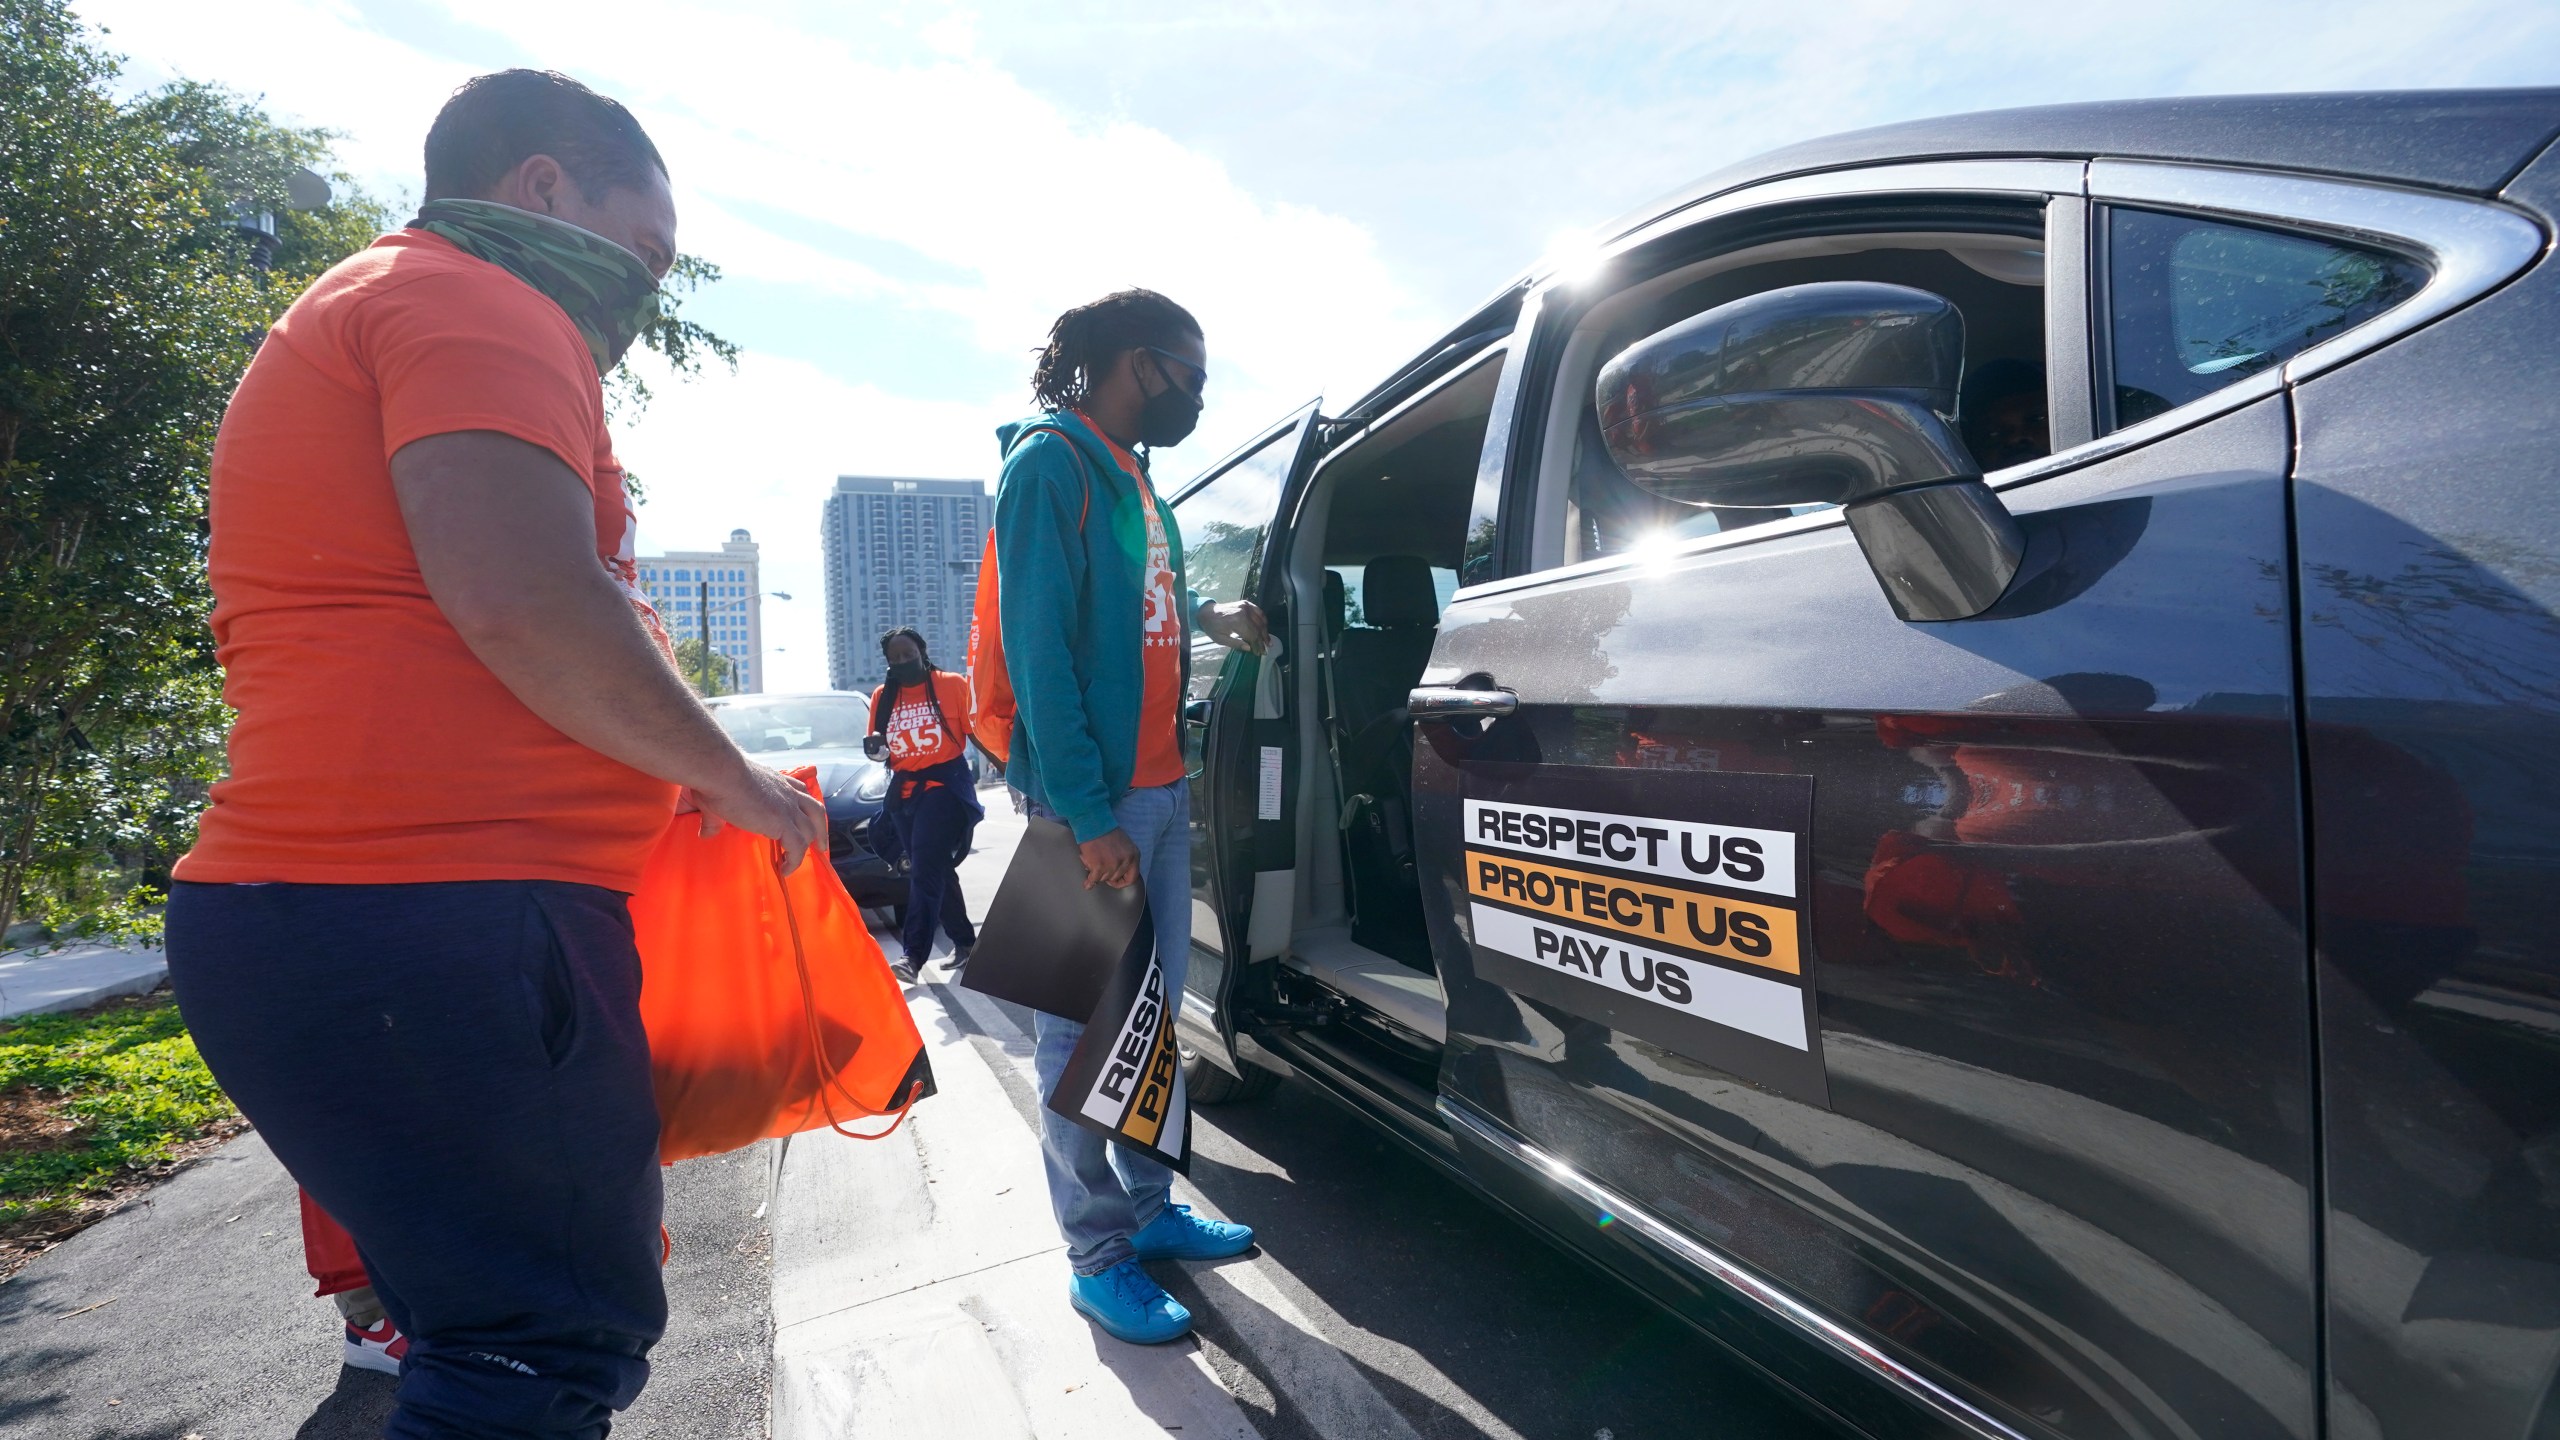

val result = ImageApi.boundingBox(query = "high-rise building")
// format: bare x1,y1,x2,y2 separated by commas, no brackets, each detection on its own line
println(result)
638,529,766,694
822,476,990,693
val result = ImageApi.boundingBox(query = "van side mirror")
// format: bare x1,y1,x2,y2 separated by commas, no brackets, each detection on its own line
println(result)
1594,281,2025,621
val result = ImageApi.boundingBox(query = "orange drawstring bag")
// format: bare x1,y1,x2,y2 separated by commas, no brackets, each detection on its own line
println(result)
965,524,1013,765
968,423,1093,767
630,766,933,1163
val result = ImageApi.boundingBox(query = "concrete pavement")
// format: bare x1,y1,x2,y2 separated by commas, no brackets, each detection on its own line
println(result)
767,986,1262,1440
0,944,168,1020
774,793,1259,1438
772,793,1431,1439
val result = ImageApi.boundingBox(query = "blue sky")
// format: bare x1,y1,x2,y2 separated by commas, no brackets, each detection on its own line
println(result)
83,0,2560,689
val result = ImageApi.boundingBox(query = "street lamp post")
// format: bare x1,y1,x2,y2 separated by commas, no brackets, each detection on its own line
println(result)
691,587,791,697
231,167,335,274
696,578,712,694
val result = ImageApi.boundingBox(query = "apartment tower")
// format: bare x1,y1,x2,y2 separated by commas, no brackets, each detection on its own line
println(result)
822,476,991,693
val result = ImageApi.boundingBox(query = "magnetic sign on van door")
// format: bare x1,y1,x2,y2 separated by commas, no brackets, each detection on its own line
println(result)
1460,763,1826,1106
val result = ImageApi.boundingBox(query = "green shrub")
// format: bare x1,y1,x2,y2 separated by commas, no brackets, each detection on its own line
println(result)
0,995,237,1222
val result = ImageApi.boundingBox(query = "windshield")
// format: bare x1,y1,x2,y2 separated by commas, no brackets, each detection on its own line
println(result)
711,697,872,754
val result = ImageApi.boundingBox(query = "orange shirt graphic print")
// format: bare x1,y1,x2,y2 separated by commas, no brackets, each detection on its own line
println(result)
884,697,951,764
1073,411,1186,788
1129,470,1187,788
873,672,972,771
1140,491,1180,651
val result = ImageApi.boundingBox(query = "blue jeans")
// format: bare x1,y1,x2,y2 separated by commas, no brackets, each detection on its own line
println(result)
167,880,664,1440
1024,782,1191,1275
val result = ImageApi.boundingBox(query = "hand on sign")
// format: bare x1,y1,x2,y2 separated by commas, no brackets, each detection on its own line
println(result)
1079,828,1141,890
1198,599,1268,654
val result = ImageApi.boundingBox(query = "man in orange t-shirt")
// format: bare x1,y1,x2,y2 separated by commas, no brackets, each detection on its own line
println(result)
162,70,821,1438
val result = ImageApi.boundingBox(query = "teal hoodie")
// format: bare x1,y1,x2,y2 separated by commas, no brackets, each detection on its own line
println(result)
992,411,1199,843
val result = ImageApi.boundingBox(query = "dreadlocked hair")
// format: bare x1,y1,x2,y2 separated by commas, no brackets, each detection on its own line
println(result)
872,626,954,748
1029,289,1202,411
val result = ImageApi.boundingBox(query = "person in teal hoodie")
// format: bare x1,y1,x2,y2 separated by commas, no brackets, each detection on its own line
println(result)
994,289,1267,1345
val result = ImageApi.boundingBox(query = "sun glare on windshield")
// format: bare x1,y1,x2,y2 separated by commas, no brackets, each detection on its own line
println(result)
712,697,873,753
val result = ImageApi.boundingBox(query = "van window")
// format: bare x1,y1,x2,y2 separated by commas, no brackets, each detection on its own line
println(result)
1550,233,2049,568
1175,427,1296,604
2103,209,2424,429
1327,564,1460,627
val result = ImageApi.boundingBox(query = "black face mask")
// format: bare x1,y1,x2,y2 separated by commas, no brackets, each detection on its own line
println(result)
1138,378,1203,448
887,658,928,687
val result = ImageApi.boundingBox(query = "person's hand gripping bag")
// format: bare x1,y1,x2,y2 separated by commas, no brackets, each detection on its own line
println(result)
630,766,934,1161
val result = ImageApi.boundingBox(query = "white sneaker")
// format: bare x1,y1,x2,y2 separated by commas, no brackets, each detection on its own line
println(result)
343,1317,409,1375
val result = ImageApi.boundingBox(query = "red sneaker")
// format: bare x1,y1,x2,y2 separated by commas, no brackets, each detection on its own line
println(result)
342,1317,409,1375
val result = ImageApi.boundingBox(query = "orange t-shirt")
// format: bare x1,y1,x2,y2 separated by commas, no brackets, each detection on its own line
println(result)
869,671,974,771
1080,417,1188,789
175,230,679,891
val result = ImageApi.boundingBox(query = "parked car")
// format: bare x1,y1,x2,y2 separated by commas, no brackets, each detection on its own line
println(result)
1162,90,2560,1440
702,691,904,909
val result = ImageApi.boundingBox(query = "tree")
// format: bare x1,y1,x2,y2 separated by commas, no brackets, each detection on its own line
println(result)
0,1,736,935
673,638,741,698
612,254,740,420
0,4,269,937
132,78,403,290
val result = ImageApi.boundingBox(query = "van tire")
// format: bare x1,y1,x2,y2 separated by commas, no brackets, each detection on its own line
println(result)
1182,1043,1280,1105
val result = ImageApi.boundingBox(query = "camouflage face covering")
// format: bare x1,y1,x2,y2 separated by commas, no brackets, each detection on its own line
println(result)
410,198,662,375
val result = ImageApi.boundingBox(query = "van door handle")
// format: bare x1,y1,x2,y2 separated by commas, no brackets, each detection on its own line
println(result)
1408,686,1517,720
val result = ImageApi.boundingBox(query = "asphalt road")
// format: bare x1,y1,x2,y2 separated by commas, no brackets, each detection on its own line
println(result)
1178,1072,1830,1440
0,1122,773,1439
925,973,1836,1440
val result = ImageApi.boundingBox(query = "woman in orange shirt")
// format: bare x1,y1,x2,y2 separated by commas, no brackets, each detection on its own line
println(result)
865,628,983,982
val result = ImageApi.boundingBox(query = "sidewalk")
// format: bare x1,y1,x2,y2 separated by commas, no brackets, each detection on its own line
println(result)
771,791,1431,1440
772,793,1259,1439
768,993,1260,1439
0,943,167,1021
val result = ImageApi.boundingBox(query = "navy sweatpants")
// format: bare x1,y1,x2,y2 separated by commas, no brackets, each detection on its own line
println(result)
167,880,665,1439
890,765,980,964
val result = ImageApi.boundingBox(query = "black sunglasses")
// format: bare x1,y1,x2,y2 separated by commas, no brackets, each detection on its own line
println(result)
1142,345,1208,397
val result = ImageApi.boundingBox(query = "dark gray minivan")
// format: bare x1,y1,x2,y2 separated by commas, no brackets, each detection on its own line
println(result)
1161,92,2560,1440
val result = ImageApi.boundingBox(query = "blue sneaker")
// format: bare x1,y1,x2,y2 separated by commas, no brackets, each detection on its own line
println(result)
1068,1261,1192,1344
1131,1203,1255,1262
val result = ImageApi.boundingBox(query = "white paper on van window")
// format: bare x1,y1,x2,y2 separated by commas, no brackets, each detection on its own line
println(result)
1257,746,1284,820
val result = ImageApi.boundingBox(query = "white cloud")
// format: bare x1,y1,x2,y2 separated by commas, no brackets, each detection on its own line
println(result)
86,0,455,196
88,0,1432,422
957,0,2560,311
79,0,1439,689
